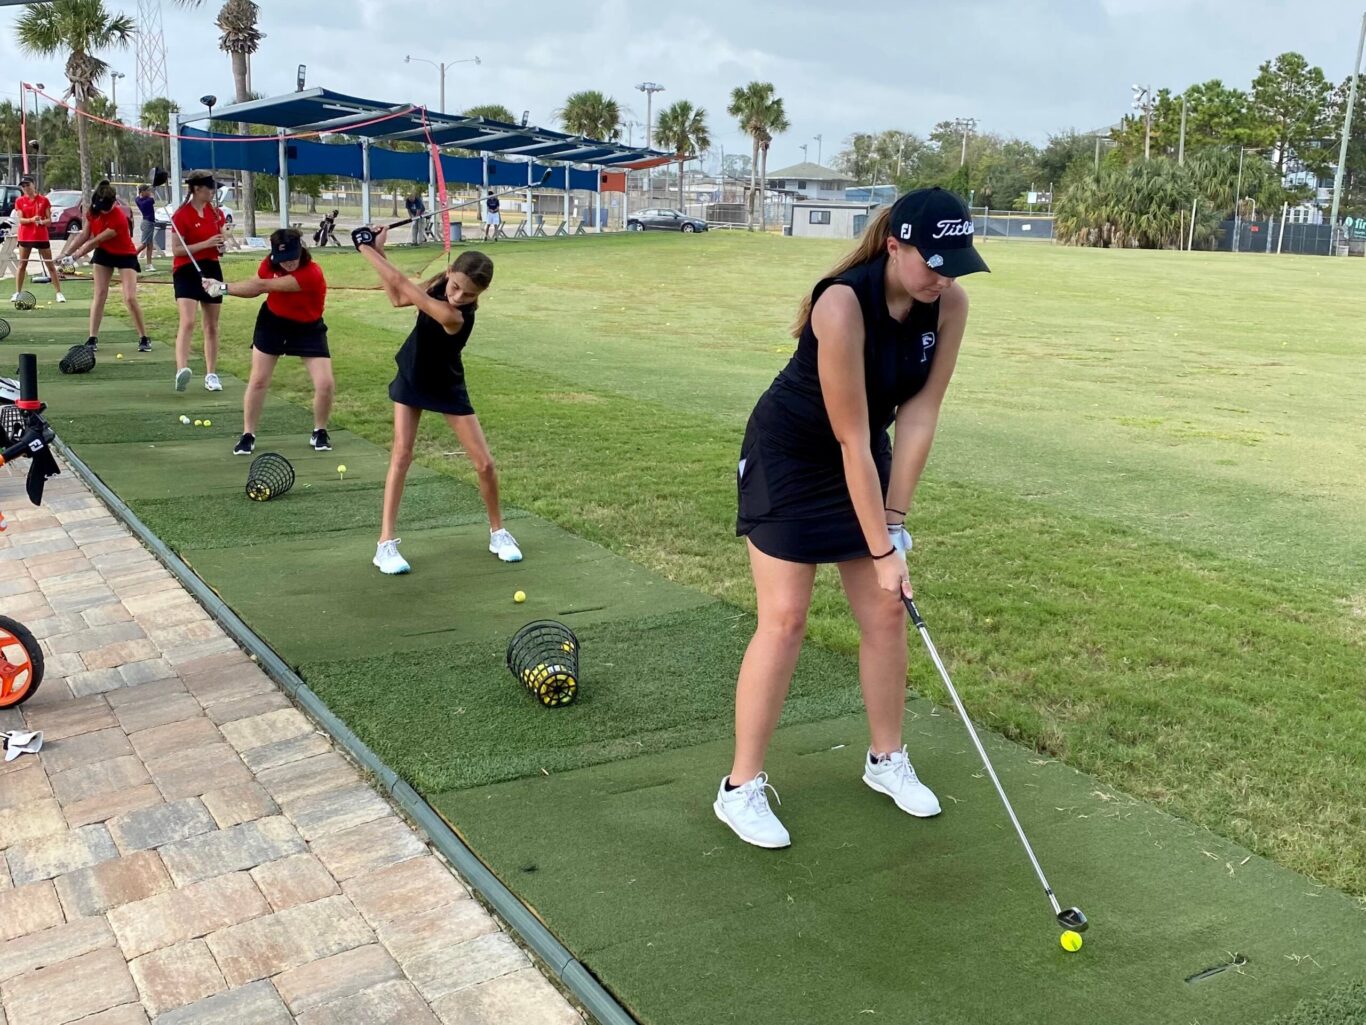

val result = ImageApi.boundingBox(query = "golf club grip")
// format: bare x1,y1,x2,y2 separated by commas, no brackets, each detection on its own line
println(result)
18,354,37,404
387,216,414,230
902,595,926,630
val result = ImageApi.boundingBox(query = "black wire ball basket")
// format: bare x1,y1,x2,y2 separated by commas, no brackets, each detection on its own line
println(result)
11,292,36,312
1,404,25,442
245,452,295,502
58,344,95,375
506,620,580,707
0,318,10,341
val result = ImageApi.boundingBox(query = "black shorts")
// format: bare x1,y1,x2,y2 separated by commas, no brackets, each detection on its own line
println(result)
388,373,474,416
735,421,892,564
252,305,330,358
16,242,52,255
92,250,141,272
173,261,224,304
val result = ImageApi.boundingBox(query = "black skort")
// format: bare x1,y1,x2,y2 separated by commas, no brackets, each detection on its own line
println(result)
91,249,141,272
172,261,223,304
388,373,474,416
252,305,330,358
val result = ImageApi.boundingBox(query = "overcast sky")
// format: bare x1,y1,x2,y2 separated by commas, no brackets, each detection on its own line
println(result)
4,0,1365,169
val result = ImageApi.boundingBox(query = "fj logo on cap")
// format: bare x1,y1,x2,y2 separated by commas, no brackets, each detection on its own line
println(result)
926,254,944,269
899,223,914,240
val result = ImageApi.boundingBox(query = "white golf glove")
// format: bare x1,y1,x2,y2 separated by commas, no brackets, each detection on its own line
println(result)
201,278,225,299
887,523,912,556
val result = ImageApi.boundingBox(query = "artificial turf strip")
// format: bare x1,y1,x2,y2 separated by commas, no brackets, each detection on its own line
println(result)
52,402,319,445
182,519,714,664
134,475,517,552
297,602,865,793
71,432,427,501
433,715,1366,1025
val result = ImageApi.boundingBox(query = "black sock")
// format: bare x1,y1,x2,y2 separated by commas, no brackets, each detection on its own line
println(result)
723,777,740,792
86,336,97,346
140,336,149,344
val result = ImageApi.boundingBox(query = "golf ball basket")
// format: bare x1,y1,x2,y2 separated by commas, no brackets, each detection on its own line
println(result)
506,620,580,707
0,318,10,341
245,452,295,502
11,292,35,312
58,344,96,375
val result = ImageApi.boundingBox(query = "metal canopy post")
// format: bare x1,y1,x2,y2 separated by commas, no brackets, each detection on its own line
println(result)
360,138,372,226
169,109,183,205
428,150,437,232
526,161,533,232
277,131,289,230
563,164,570,227
594,182,601,232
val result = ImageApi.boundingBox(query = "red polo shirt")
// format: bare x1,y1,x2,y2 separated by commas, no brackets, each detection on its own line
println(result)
171,201,226,271
258,258,327,323
89,207,138,256
14,195,51,245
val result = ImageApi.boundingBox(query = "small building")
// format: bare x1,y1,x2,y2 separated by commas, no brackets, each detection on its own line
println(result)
790,199,881,239
765,162,851,201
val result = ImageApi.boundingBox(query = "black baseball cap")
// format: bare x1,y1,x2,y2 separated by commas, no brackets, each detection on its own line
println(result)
185,171,218,189
18,175,35,186
270,235,303,265
889,187,989,277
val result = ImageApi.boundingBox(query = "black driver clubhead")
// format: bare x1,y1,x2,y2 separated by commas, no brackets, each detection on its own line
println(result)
1057,907,1088,933
150,166,170,188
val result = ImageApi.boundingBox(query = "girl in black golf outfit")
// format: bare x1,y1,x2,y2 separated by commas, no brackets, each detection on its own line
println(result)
354,228,521,575
715,188,989,849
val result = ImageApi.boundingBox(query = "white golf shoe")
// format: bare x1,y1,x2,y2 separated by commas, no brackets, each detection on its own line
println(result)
204,372,222,392
863,746,941,818
714,772,791,849
489,528,522,562
373,538,410,575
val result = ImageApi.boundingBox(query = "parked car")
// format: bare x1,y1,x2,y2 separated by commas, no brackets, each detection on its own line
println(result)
626,208,708,233
47,191,135,239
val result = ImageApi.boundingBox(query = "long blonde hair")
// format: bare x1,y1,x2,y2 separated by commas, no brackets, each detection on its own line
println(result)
790,205,893,338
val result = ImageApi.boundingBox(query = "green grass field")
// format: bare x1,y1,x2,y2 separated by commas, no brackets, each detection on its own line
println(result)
20,233,1366,1024
121,233,1366,895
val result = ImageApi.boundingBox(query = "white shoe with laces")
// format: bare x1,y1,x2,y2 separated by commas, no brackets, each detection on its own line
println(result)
488,528,522,562
55,293,66,303
373,538,410,575
8,293,18,303
714,772,791,849
204,372,222,392
863,746,941,817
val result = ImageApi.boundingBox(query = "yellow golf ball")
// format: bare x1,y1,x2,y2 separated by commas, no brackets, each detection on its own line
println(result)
193,420,203,427
179,415,190,425
203,419,212,427
337,464,347,474
1060,930,1083,952
115,353,123,360
514,590,526,603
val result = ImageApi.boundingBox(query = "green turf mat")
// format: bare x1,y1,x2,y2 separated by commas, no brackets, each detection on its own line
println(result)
36,374,248,414
184,519,713,664
299,603,865,792
73,431,422,500
137,474,521,551
434,715,1366,1025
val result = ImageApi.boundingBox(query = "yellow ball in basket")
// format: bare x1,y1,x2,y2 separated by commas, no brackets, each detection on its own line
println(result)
248,484,271,502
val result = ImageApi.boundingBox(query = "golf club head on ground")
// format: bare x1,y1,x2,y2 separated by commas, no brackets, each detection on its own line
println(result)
1057,907,1088,932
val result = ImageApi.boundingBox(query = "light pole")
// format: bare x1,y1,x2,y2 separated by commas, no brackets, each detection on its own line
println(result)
814,133,822,165
1330,11,1366,252
799,143,808,163
952,117,977,166
1131,84,1154,160
1233,145,1246,253
636,82,665,150
109,71,125,121
404,54,481,114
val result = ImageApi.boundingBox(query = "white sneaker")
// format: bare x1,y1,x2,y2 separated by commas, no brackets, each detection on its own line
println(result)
863,746,941,817
489,528,522,562
204,373,222,392
9,293,19,303
174,367,191,392
373,538,410,575
713,773,791,849
55,293,66,303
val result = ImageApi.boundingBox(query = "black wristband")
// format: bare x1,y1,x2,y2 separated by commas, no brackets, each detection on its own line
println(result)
871,547,897,560
884,507,907,516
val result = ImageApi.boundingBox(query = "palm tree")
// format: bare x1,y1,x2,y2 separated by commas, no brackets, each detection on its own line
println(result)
139,96,179,170
755,95,789,232
463,104,517,124
728,81,785,230
16,0,135,202
0,102,22,184
557,91,622,142
654,100,710,215
173,0,264,235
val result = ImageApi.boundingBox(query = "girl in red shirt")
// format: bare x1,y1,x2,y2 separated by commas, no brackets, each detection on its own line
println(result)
9,176,66,305
217,229,333,455
64,181,152,352
170,170,228,394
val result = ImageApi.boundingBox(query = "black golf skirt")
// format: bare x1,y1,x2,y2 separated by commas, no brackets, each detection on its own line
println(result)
92,249,141,272
735,422,892,564
388,373,475,416
252,305,330,358
172,261,223,304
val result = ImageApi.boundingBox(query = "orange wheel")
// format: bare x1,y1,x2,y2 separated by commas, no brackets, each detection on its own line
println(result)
0,615,43,709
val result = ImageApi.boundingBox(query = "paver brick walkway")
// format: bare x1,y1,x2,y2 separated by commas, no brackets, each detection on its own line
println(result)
1,467,583,1025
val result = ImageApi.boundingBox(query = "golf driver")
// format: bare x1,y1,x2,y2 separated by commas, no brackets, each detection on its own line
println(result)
903,594,1088,935
384,169,554,230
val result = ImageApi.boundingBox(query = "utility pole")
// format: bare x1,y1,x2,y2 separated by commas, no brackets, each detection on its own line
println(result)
799,143,807,163
636,82,665,149
1330,11,1366,252
952,116,977,166
814,133,822,165
1132,84,1154,160
1178,93,1187,165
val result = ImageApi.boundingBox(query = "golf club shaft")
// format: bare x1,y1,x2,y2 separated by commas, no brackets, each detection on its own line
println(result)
903,596,1064,917
386,171,553,230
164,211,204,275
